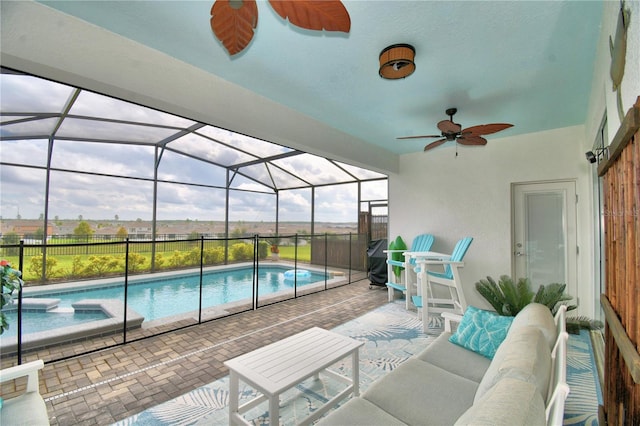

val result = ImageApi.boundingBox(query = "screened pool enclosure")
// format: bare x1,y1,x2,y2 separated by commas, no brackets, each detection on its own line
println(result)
0,67,388,363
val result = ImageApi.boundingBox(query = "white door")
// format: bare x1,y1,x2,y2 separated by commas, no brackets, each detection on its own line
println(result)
512,181,578,304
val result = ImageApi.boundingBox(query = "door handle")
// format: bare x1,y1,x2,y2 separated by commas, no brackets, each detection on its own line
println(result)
515,251,526,257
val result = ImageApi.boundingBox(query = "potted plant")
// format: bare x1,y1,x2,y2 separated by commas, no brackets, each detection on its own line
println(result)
475,275,577,317
1,259,23,335
475,275,604,334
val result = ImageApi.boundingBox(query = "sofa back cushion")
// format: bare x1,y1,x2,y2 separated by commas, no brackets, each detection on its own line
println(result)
455,378,546,426
507,303,557,349
474,326,551,403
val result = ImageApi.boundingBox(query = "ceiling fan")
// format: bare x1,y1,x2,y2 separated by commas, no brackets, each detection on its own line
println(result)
398,108,513,152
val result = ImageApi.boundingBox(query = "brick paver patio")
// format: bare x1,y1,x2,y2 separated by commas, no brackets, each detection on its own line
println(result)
1,279,388,425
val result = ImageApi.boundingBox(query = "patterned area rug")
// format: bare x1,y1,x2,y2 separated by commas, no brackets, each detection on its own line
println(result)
114,302,600,425
564,330,602,426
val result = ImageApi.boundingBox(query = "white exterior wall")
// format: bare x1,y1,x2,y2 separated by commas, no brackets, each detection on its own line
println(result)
390,0,640,317
390,125,593,314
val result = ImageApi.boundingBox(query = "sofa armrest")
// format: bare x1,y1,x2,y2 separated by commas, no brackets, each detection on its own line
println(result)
442,312,463,333
0,360,44,394
553,304,567,335
546,331,570,425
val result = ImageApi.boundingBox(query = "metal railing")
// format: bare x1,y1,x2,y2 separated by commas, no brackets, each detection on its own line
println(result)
0,233,370,365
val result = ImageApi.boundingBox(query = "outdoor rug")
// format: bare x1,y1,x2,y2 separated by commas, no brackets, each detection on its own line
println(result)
114,302,601,425
563,329,602,426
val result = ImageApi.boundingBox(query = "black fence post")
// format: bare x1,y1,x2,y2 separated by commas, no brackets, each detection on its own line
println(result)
324,233,328,290
198,236,204,324
348,233,353,283
123,238,129,343
253,235,258,310
17,240,24,364
294,234,298,298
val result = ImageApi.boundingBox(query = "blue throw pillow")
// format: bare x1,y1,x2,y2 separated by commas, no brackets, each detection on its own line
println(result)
449,305,514,359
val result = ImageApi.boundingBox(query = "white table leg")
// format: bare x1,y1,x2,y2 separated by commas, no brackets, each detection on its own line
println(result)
229,370,239,425
352,349,360,396
420,271,429,333
404,268,411,310
269,394,280,425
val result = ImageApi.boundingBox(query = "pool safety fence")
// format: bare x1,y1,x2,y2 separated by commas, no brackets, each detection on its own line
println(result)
0,234,370,365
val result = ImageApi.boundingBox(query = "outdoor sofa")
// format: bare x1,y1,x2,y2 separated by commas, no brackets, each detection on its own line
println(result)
318,302,569,426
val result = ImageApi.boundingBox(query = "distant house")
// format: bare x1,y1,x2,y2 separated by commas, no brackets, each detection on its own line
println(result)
0,220,54,240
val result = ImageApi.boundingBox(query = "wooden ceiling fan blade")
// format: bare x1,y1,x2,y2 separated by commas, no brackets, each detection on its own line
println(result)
424,138,447,151
437,119,461,134
397,134,441,140
457,136,487,146
462,123,513,136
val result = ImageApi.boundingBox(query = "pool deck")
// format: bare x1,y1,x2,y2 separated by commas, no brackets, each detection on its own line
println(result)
1,277,388,425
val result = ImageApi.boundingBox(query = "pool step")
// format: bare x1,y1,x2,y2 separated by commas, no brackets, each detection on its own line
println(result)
6,298,62,311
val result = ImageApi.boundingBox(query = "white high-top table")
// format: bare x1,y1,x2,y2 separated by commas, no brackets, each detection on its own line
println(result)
225,327,364,425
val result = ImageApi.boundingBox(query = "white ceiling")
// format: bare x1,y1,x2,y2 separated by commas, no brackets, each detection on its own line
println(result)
37,0,604,155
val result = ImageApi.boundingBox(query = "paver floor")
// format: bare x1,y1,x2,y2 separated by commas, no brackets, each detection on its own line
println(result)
2,279,388,425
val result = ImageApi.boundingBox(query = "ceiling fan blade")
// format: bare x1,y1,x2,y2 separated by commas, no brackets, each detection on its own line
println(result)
397,134,442,140
457,135,487,146
437,120,461,134
424,138,447,151
462,123,513,136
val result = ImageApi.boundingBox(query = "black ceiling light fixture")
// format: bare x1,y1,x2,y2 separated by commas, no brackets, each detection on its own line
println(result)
379,44,415,79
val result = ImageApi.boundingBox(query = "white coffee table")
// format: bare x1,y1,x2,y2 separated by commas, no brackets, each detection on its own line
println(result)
225,327,364,425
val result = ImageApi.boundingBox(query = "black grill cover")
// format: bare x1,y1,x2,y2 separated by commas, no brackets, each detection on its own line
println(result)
367,238,388,286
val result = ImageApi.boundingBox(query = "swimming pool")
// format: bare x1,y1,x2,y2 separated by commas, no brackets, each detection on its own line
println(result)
13,265,329,326
2,310,109,337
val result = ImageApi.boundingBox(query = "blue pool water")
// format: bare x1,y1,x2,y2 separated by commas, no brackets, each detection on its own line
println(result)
8,266,327,332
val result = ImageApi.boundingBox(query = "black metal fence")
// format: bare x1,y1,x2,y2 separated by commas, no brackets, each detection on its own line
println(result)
0,233,369,365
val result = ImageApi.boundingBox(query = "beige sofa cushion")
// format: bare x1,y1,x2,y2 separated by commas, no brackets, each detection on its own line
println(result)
455,378,546,426
317,397,408,426
474,326,551,402
507,303,557,349
416,332,491,383
363,359,478,425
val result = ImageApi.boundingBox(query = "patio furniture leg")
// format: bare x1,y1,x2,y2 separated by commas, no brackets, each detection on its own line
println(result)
353,349,360,396
229,370,240,425
269,395,280,425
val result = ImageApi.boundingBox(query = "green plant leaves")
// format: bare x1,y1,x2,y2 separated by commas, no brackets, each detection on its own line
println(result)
475,275,576,316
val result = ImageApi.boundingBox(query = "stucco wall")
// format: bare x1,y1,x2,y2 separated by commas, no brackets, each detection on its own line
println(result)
586,0,640,145
391,125,593,313
391,0,640,317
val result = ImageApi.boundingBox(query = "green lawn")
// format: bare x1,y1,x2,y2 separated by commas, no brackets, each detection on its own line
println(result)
3,244,312,282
